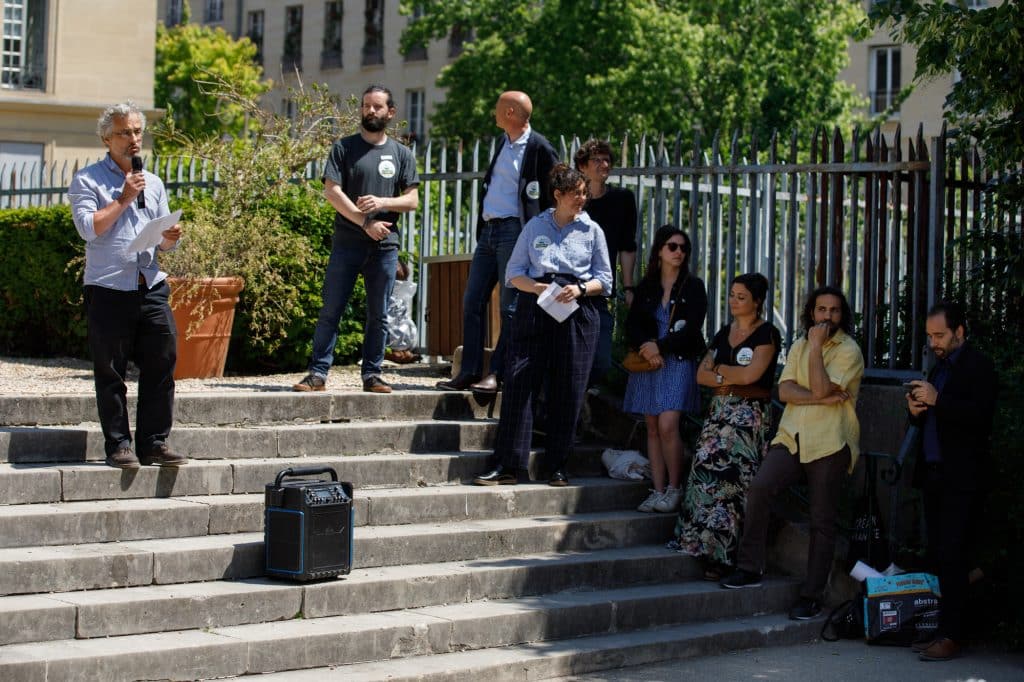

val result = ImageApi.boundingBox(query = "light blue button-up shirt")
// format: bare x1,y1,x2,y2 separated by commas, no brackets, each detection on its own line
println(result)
69,155,173,291
481,127,531,221
505,208,612,295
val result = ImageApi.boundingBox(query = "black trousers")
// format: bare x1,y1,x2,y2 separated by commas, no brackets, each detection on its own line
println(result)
84,280,177,456
493,285,599,474
924,464,983,642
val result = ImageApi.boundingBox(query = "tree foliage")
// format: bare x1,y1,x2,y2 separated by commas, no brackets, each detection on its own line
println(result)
154,8,270,154
869,0,1024,204
400,0,865,144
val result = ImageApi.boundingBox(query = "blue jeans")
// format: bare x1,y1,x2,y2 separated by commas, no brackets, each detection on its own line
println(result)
309,241,397,380
460,217,520,378
589,298,614,386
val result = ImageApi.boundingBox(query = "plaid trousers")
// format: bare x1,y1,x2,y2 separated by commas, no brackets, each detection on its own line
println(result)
493,286,599,473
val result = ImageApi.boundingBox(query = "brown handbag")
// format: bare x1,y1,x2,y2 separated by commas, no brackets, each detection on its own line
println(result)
624,297,678,373
623,349,656,372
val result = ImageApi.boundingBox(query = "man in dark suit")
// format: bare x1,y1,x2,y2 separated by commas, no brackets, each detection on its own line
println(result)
437,91,559,393
907,301,996,662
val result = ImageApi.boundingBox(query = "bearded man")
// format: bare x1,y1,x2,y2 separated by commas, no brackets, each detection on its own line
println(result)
906,301,996,662
721,286,865,623
293,85,419,394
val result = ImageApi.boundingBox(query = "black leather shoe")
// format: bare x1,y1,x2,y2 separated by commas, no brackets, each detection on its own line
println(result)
548,469,569,487
471,373,500,393
436,373,481,391
473,465,518,486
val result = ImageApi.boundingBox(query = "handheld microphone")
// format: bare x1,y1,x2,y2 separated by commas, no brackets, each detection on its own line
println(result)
131,156,145,209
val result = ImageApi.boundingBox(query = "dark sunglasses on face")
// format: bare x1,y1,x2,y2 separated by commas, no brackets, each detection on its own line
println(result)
665,242,688,253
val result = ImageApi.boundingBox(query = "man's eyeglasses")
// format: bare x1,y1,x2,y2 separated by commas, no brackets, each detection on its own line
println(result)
113,128,144,139
665,242,689,253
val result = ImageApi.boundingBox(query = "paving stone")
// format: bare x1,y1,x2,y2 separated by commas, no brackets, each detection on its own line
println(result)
0,596,75,645
64,579,301,638
0,498,209,548
0,465,61,504
59,461,234,501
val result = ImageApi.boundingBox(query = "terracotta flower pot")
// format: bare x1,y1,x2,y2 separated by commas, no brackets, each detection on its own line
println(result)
168,276,245,379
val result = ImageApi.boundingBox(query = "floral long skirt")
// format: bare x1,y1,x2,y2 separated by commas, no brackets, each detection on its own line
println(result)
670,395,772,567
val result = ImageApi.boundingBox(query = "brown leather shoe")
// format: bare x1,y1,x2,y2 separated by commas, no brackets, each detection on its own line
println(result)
436,374,480,391
363,376,393,394
470,373,500,394
138,444,187,467
919,637,961,661
911,634,937,653
105,446,140,469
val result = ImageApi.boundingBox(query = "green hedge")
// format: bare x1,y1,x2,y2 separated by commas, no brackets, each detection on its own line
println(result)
0,206,87,357
0,189,369,372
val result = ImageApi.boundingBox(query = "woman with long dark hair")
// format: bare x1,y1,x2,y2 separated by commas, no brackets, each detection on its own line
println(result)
670,272,781,581
623,225,707,513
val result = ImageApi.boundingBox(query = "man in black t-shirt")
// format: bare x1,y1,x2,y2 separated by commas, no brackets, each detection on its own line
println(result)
293,85,419,394
574,139,638,385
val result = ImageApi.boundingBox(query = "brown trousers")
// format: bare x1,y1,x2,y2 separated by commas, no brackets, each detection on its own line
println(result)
736,443,850,601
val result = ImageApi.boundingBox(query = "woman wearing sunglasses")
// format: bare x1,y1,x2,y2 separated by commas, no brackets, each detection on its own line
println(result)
623,225,707,513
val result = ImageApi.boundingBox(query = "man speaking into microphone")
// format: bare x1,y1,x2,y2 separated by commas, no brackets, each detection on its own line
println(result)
68,101,186,469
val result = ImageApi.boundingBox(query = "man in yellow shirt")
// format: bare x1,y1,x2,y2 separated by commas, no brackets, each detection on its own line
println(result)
721,286,864,621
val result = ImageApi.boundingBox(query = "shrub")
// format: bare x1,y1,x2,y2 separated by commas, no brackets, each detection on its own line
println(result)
0,206,86,357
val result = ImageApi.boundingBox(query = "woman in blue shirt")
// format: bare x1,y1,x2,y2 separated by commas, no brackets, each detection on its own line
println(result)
473,164,612,487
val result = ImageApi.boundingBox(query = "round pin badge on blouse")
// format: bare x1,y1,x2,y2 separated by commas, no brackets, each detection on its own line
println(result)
532,235,551,251
736,347,754,366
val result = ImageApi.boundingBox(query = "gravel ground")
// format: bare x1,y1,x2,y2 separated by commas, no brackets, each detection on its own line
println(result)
0,356,452,395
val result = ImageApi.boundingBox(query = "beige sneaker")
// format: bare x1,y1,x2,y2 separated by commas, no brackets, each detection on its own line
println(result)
653,486,682,512
637,489,664,513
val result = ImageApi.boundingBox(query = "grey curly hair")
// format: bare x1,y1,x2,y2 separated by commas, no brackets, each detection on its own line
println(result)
97,101,146,140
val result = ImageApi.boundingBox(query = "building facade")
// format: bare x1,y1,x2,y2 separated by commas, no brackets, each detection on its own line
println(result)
159,0,462,142
0,0,159,171
839,0,995,138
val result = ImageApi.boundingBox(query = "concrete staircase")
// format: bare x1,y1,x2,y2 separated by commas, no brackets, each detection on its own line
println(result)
0,390,816,681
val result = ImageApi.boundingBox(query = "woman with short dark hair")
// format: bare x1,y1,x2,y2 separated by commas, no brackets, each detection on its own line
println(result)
473,164,612,487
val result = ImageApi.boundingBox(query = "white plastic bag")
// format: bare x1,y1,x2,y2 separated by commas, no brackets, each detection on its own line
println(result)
387,279,418,351
601,448,651,481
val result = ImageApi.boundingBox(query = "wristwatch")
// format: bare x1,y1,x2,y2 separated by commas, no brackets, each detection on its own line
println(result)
715,372,724,385
577,283,586,297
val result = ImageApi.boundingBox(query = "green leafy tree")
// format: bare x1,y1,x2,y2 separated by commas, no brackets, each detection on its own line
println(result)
154,5,270,153
400,0,864,144
869,1,1023,205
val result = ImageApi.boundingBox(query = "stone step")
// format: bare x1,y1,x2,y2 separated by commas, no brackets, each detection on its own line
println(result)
0,418,499,464
0,546,698,645
0,391,497,428
0,477,650,548
0,511,677,595
0,579,803,682
0,448,609,505
218,615,818,682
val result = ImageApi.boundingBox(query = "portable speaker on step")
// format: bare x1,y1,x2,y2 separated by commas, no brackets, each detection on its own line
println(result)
264,466,353,581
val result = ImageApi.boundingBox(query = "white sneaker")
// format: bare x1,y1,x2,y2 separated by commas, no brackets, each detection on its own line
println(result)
653,486,682,512
637,489,664,513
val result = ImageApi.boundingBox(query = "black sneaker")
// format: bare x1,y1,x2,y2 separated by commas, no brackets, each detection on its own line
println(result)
788,597,823,620
720,569,763,589
363,376,393,394
292,373,326,392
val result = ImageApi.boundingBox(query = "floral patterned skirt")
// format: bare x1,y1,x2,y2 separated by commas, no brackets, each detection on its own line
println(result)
670,395,772,567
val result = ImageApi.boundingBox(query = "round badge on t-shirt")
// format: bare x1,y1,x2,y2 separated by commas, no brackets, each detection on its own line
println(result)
532,235,551,251
526,180,541,200
736,347,754,366
378,157,396,179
